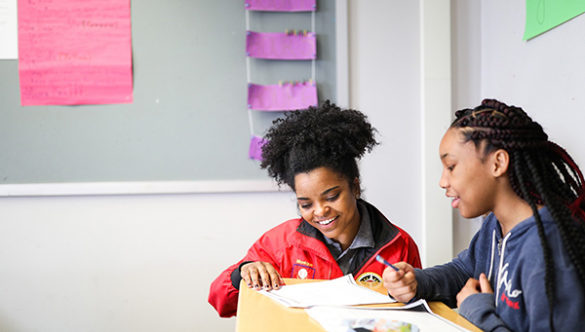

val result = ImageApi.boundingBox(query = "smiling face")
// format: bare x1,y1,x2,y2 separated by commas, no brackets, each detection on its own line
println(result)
294,166,361,250
439,128,499,219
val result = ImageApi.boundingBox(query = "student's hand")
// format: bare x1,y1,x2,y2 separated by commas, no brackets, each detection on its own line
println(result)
456,273,493,307
382,262,417,303
240,261,284,291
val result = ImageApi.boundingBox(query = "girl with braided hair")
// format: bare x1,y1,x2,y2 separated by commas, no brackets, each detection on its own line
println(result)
209,101,421,317
383,99,585,331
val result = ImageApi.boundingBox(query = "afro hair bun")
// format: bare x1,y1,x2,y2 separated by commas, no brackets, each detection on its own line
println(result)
260,100,378,188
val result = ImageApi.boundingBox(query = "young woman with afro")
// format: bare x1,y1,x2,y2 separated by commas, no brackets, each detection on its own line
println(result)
383,99,585,331
209,101,421,317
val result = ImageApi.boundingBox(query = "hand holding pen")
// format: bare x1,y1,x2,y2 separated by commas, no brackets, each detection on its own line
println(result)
377,255,418,303
376,254,399,271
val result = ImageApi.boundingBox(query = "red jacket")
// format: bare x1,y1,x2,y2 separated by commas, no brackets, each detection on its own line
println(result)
208,200,421,317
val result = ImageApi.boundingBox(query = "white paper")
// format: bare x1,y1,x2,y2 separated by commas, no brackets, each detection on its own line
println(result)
306,302,471,332
0,0,17,59
257,274,396,308
350,299,432,311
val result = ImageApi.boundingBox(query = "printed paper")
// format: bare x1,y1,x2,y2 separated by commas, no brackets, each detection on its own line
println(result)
258,275,395,308
306,304,467,332
18,0,133,106
246,31,316,60
248,82,317,111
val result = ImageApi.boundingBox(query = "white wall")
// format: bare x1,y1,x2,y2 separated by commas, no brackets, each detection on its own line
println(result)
451,0,483,255
450,0,585,253
0,193,297,332
348,0,422,254
349,0,454,267
479,0,585,169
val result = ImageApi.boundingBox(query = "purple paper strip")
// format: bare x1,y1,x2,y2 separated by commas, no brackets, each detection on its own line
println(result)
249,135,268,161
246,31,316,60
245,0,316,12
248,82,317,111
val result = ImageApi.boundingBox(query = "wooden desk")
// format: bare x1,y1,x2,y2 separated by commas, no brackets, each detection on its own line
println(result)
236,278,481,332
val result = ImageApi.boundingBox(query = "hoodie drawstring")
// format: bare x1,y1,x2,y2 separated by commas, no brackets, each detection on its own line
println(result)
487,230,496,282
495,232,512,307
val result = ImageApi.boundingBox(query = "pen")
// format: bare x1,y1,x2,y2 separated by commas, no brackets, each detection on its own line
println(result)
376,254,399,272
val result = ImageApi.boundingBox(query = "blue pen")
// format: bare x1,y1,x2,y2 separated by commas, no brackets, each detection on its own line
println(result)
376,254,399,272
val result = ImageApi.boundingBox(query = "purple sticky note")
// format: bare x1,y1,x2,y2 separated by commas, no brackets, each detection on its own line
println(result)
245,0,316,12
248,82,317,111
246,31,316,60
249,135,268,161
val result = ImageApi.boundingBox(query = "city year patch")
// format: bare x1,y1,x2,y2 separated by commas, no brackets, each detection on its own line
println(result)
357,272,383,288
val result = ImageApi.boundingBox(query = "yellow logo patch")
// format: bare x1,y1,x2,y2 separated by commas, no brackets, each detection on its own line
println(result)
356,272,383,288
295,259,313,267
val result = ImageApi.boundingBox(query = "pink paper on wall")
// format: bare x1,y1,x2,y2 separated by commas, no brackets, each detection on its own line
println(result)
246,31,316,60
248,82,317,111
18,0,133,106
249,135,268,161
245,0,316,12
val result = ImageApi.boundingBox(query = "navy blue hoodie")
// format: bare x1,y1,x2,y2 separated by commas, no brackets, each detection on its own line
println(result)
415,207,585,331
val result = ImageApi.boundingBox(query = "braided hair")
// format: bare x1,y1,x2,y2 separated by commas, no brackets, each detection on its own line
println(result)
452,99,585,331
260,100,378,191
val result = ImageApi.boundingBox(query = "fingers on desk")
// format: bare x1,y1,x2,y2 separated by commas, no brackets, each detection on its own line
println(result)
241,261,284,291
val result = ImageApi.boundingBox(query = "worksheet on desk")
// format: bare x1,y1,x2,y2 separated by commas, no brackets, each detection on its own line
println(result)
257,274,396,308
306,303,471,332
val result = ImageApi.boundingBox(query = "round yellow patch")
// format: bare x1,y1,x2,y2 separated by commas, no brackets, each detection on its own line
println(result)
356,272,383,288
